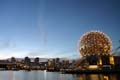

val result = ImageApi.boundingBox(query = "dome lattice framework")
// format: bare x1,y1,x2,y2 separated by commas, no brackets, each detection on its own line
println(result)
78,31,112,56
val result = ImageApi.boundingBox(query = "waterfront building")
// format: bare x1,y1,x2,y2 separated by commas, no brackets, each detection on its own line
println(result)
77,31,120,70
24,57,31,66
11,57,16,63
0,60,16,69
34,57,39,66
47,59,51,67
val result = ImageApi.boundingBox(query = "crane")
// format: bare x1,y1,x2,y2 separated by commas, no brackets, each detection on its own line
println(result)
112,40,120,55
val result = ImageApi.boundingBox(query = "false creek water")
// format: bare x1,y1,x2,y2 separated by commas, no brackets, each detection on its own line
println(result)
0,70,119,80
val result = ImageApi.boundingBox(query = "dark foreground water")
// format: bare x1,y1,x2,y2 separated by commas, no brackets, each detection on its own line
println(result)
0,70,119,80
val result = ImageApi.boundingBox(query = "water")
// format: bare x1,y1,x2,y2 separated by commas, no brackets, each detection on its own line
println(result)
0,70,119,80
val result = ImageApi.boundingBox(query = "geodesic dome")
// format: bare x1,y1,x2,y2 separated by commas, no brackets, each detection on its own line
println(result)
78,31,112,56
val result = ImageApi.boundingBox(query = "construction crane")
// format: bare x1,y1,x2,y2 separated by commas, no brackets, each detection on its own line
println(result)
112,40,120,55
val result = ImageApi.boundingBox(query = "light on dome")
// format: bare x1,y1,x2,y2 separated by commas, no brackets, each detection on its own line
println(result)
78,30,112,56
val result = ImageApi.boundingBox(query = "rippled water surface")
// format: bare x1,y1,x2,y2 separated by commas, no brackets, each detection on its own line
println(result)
0,70,119,80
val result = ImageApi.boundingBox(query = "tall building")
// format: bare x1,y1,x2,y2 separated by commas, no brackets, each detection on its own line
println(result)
11,57,16,63
24,57,31,66
34,57,39,64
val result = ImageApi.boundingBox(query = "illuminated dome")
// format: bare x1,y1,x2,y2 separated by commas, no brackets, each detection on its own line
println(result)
78,31,112,56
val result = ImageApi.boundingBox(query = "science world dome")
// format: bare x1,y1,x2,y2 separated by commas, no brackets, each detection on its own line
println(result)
78,31,112,56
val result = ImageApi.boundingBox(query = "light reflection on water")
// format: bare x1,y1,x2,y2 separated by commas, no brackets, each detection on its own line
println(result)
73,74,120,80
0,71,119,80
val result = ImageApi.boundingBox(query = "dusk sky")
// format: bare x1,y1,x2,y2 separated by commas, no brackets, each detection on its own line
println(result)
0,0,120,59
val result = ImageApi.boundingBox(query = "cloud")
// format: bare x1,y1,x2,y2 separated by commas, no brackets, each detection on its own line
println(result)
27,50,46,56
27,50,57,58
55,51,80,59
26,50,80,59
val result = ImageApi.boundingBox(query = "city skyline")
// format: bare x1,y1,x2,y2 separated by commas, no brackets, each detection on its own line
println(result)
0,0,120,59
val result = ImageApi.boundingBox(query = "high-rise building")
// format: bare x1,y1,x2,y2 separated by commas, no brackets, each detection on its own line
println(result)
11,57,16,63
24,57,31,66
34,57,39,64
